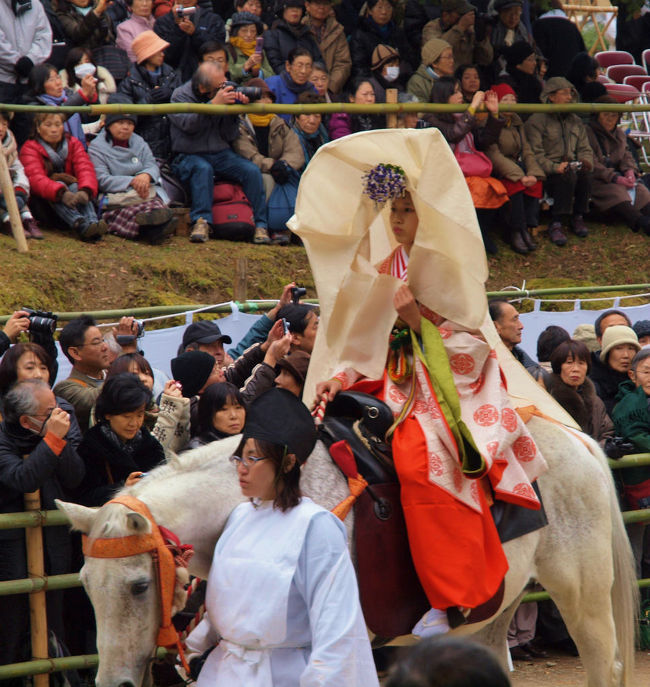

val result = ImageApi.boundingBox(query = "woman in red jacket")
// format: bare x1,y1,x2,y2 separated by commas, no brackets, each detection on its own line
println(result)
19,112,107,242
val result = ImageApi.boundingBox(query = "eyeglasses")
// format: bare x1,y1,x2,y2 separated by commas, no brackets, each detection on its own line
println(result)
230,454,268,469
75,338,105,348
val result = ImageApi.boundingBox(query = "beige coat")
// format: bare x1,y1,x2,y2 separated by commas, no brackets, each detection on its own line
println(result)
486,114,545,182
303,15,351,95
422,18,493,66
233,115,304,173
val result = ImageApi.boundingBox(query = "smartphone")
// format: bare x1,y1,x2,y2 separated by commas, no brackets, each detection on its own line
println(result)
254,36,264,55
282,318,290,336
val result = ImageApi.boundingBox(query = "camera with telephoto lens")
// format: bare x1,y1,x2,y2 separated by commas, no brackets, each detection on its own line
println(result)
223,80,262,101
175,5,196,17
291,287,307,304
568,160,583,171
22,307,58,335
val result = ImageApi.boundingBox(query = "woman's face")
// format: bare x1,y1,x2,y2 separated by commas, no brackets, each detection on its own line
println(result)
548,88,573,105
240,0,262,15
236,438,278,501
283,5,303,24
447,82,463,104
131,0,153,17
43,70,64,98
499,4,522,29
37,115,65,144
106,404,146,442
310,68,329,96
433,48,455,76
630,357,650,396
460,68,480,96
560,354,588,389
145,49,165,68
608,344,637,373
128,362,154,390
235,23,258,40
275,369,302,396
296,112,322,135
212,397,246,435
16,352,50,384
108,119,135,142
286,55,313,85
390,192,418,248
368,0,393,26
517,53,537,75
351,81,375,104
598,111,619,132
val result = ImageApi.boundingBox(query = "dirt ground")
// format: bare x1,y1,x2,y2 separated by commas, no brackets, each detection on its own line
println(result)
510,649,650,685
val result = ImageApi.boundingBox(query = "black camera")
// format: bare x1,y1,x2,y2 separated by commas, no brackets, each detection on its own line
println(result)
223,80,262,101
135,320,145,338
291,286,307,304
22,307,57,335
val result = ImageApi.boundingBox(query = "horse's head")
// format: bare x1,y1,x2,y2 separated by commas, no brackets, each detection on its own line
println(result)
56,499,188,687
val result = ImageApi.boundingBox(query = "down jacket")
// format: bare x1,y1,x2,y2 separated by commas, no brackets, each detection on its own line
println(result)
486,114,545,182
118,61,181,160
263,19,323,75
19,134,98,203
233,115,304,172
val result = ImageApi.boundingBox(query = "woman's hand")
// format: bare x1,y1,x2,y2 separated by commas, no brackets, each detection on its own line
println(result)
264,334,291,366
125,472,144,487
314,378,342,406
469,90,484,112
521,175,537,187
261,318,285,352
163,379,183,398
394,285,421,333
131,173,151,198
94,0,108,16
484,90,499,115
244,52,262,74
3,310,30,342
80,73,97,100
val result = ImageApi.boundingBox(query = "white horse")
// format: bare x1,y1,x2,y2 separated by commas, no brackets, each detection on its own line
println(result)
57,417,638,687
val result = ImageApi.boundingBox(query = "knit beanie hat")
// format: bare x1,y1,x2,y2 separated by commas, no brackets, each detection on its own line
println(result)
504,40,535,71
132,30,170,65
421,38,451,67
600,325,640,362
104,93,138,128
492,82,516,101
171,351,216,398
371,44,400,72
230,10,264,34
633,320,650,341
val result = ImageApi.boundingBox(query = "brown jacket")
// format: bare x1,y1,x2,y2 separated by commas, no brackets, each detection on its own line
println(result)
233,115,305,173
486,113,545,182
303,15,351,95
587,120,650,212
422,18,493,66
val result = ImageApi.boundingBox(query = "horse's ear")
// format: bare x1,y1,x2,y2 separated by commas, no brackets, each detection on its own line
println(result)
55,500,97,534
126,511,152,533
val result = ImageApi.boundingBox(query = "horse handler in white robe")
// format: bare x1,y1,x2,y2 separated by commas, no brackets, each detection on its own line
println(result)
185,387,379,687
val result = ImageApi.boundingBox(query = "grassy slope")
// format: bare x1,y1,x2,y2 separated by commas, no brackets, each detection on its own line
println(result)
1,216,649,317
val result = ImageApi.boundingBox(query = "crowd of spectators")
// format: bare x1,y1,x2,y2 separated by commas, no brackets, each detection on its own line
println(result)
2,0,650,250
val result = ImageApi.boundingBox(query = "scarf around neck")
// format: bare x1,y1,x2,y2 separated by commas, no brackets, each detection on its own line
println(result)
248,112,275,127
281,70,313,95
37,136,69,172
38,93,87,149
230,35,256,57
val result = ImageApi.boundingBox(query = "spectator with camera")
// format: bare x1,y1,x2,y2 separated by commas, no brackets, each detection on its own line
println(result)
55,0,116,54
422,0,493,69
0,378,83,671
228,12,274,84
233,78,304,244
169,61,271,244
586,95,650,235
118,31,181,161
276,302,318,353
302,0,350,95
263,0,322,75
525,77,593,246
154,0,225,82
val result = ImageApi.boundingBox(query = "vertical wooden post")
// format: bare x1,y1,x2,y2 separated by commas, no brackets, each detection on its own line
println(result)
233,257,248,303
0,151,28,253
23,483,48,687
386,88,398,129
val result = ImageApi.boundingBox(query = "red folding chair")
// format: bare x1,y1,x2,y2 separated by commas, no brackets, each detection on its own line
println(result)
604,83,640,102
606,64,647,83
643,48,650,73
595,50,635,69
623,75,650,90
596,74,613,84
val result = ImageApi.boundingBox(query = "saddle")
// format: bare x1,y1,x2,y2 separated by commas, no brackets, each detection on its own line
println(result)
320,391,547,639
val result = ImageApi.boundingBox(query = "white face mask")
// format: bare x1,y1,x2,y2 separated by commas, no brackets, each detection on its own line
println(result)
384,66,400,82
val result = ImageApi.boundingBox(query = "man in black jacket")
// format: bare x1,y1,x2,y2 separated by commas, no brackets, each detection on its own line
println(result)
0,379,84,675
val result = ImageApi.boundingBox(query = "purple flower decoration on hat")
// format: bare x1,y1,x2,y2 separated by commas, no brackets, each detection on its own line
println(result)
362,163,407,204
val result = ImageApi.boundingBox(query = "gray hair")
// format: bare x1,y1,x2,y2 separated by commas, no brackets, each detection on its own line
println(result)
103,332,123,357
630,347,650,372
4,379,50,424
193,61,223,91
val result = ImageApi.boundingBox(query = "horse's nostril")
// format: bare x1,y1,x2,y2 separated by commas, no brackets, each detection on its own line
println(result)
118,682,136,687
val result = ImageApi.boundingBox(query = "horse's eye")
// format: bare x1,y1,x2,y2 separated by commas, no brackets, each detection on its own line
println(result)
131,581,150,596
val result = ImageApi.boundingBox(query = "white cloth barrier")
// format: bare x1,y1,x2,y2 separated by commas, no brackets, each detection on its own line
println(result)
50,299,650,385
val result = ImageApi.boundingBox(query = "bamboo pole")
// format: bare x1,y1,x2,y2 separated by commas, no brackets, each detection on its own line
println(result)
0,148,28,253
385,88,398,129
233,258,248,302
23,482,48,687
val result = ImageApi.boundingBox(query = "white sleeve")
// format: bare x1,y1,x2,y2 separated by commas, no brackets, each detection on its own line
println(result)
185,616,220,656
294,512,379,687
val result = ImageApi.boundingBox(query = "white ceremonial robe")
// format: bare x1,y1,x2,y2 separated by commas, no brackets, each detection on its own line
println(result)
186,497,379,687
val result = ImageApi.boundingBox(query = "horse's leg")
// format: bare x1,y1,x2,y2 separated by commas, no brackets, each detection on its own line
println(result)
470,594,525,667
536,525,622,687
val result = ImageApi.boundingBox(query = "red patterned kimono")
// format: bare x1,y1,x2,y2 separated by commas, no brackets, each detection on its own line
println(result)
335,247,547,611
